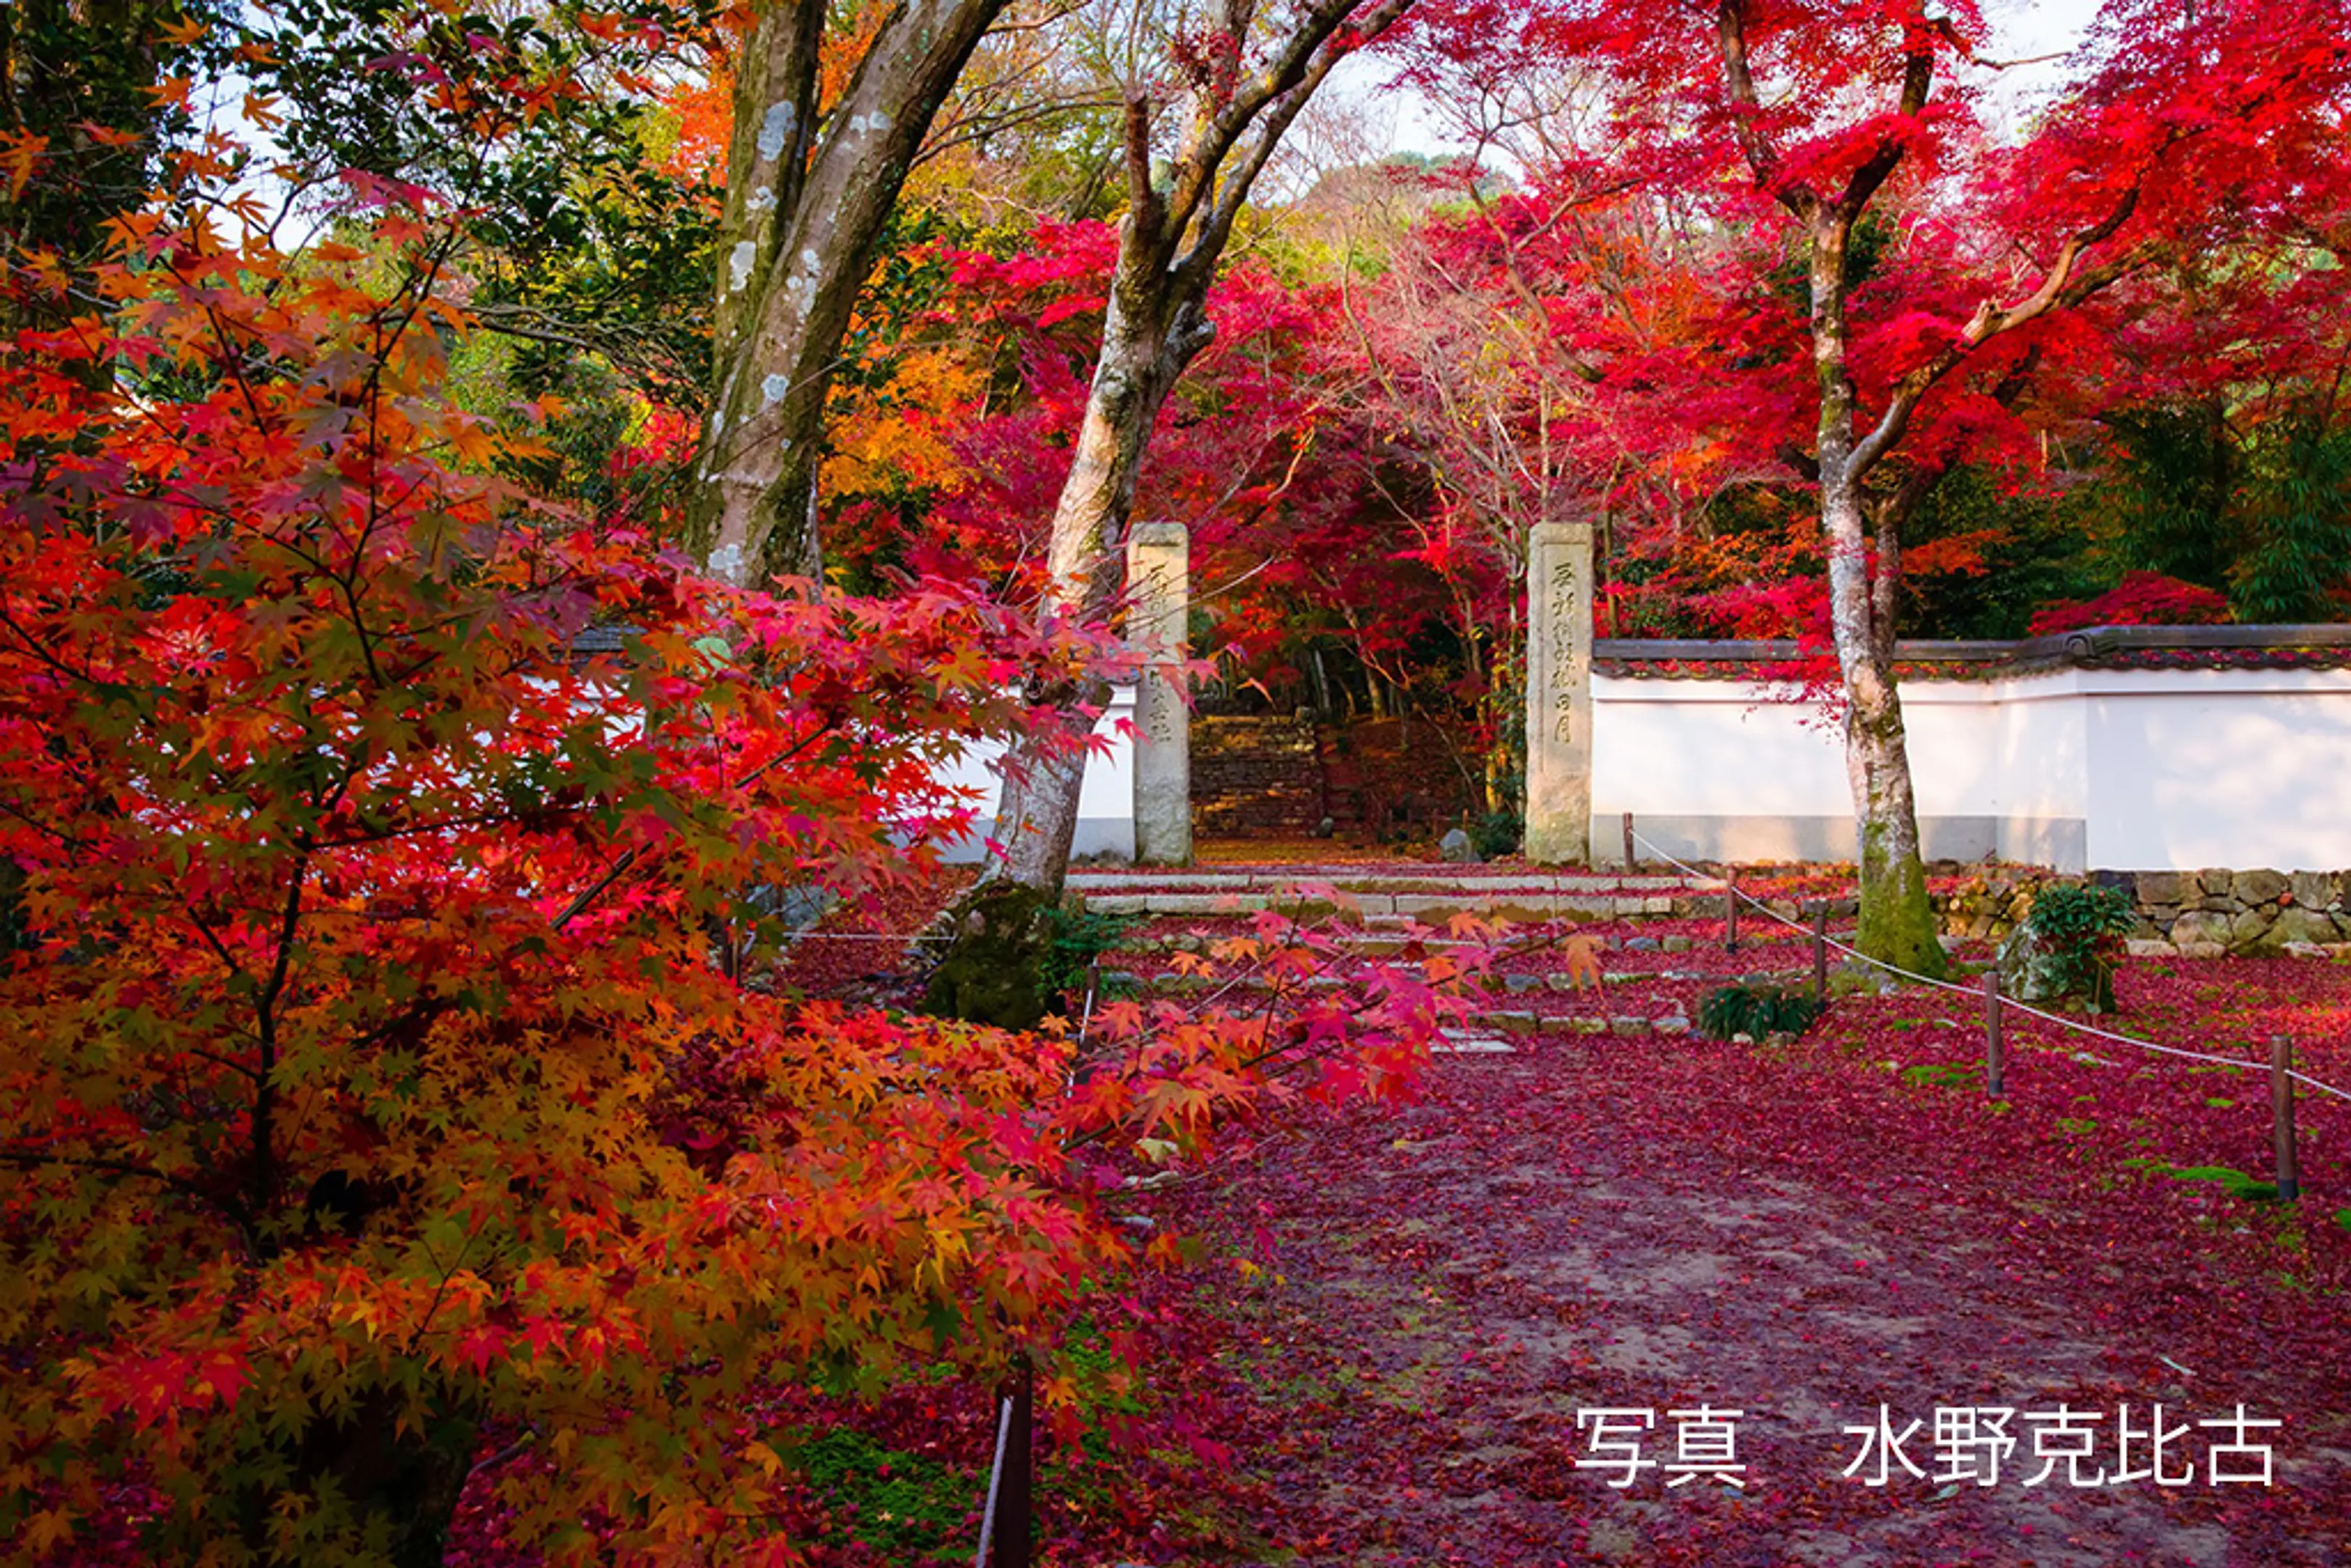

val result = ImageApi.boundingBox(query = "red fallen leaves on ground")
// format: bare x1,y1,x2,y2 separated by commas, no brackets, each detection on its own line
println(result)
1122,950,2351,1565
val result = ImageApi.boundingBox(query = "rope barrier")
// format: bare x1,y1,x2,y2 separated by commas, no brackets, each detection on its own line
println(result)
1628,829,2351,1106
783,931,948,942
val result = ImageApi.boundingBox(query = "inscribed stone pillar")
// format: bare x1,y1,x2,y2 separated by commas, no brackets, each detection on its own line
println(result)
1525,520,1594,865
1128,522,1191,865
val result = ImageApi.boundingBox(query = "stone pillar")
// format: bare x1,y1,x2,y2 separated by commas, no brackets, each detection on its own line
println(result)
1525,520,1594,865
1128,522,1191,865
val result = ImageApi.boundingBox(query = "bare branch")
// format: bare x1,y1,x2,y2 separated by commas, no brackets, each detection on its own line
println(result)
1717,0,1817,219
1851,188,2143,478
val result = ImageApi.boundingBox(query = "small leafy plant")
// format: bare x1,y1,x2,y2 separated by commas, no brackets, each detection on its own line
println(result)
1039,902,1144,1010
2167,1164,2281,1204
1698,984,1825,1041
2026,883,2135,1010
1471,809,1523,859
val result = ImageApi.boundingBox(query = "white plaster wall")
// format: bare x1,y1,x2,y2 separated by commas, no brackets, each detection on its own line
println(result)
2081,670,2351,871
933,685,1137,864
1591,666,2351,871
1586,681,1848,814
929,669,2351,872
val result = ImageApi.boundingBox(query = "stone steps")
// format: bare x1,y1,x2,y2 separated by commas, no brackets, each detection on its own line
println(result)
1069,869,1695,893
1080,889,1700,920
1070,868,1732,923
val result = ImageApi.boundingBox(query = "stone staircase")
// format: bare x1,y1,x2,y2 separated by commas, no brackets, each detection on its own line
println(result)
1068,867,1719,928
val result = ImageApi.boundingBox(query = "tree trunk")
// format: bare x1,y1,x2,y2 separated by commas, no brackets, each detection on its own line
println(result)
687,0,1010,587
925,1,1408,1024
1810,208,1945,979
988,283,1211,893
1822,472,1943,976
239,1387,478,1567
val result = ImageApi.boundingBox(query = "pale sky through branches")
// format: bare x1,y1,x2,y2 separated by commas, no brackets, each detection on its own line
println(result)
1324,0,2109,168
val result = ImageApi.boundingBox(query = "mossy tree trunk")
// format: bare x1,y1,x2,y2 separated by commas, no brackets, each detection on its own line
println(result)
932,0,1412,1017
1713,1,2141,975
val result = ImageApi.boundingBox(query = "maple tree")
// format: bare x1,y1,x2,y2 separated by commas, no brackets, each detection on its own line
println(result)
977,0,1416,914
0,116,1469,1563
688,0,1029,587
1384,0,2351,960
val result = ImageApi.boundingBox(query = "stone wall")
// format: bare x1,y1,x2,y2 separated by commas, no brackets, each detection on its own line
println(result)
1191,716,1321,838
1189,714,1483,841
1314,716,1479,841
1933,867,2351,957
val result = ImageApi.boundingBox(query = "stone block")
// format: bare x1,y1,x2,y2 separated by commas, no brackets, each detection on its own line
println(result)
1654,1016,1692,1037
1608,1016,1651,1037
2290,871,2339,910
2196,868,2235,899
1567,1016,1610,1035
1391,896,1468,921
2233,869,2289,905
1145,893,1258,915
2124,939,2175,959
1492,1010,1542,1036
2228,905,2278,948
2270,907,2339,948
2283,942,2331,960
1085,895,1149,915
1663,935,1692,953
2175,942,2227,960
1433,1034,1514,1055
2162,907,2219,944
2134,870,2188,905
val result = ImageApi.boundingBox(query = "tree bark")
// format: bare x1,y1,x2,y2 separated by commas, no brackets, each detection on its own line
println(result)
688,0,1011,587
1806,196,1948,976
977,0,1409,905
987,283,1212,889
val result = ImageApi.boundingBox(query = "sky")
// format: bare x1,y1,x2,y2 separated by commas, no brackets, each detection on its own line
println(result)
1332,0,2114,166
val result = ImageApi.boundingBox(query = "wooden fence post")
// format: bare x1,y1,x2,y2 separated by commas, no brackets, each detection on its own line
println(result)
1724,879,1738,954
1621,811,1635,871
2271,1035,2302,1203
1983,971,2005,1098
978,1358,1034,1568
1812,900,1829,1004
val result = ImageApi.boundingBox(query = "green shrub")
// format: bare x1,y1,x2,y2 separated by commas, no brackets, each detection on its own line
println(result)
1697,984,1824,1041
1472,809,1522,859
1038,902,1141,1009
2026,882,2134,1010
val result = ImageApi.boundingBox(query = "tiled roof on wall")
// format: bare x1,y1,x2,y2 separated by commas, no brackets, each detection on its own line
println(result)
1593,625,2351,681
